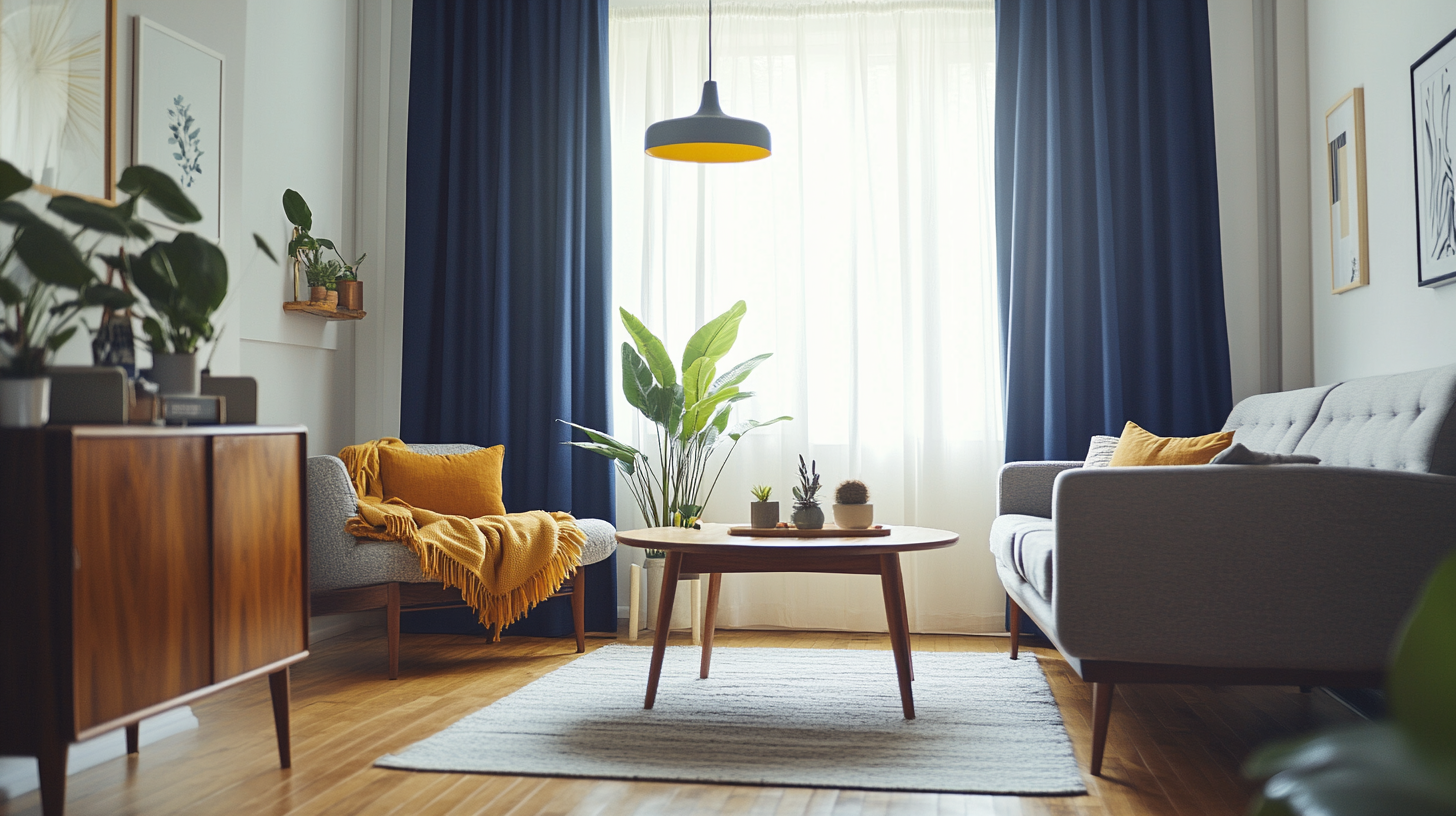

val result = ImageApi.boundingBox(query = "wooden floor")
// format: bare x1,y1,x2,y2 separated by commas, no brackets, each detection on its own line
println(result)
2,624,1359,816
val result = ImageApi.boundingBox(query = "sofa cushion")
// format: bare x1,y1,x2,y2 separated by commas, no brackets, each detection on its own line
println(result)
1222,383,1337,454
379,444,508,517
990,514,1055,602
1108,421,1233,466
1293,364,1456,475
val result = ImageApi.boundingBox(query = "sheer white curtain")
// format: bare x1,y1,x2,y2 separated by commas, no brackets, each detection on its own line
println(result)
609,0,1005,633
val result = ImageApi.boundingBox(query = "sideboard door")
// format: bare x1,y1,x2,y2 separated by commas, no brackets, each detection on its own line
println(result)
211,435,306,682
72,437,213,734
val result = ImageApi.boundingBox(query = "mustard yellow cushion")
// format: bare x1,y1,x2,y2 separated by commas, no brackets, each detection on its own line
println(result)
1107,421,1234,466
378,445,507,517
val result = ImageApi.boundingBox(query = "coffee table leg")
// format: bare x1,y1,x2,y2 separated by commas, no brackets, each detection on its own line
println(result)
700,573,722,679
644,550,683,709
879,553,915,719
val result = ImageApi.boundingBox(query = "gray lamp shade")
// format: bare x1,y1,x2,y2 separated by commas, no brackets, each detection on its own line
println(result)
644,81,771,163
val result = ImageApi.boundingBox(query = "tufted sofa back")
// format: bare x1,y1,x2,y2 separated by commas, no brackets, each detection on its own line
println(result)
1223,363,1456,475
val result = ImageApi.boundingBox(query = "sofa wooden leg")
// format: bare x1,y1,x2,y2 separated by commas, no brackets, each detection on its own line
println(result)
1008,596,1021,660
386,582,401,680
1091,682,1115,776
572,569,586,653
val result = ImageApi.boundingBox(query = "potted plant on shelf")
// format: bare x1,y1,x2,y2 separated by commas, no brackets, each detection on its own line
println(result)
750,484,778,528
560,300,790,528
0,161,137,426
282,189,365,311
832,479,873,529
791,455,824,530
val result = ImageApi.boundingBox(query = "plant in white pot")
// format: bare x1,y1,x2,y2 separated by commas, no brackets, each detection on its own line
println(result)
0,160,137,427
832,479,873,529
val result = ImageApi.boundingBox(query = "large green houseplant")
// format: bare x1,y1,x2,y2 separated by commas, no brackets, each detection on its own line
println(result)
563,300,789,529
0,160,136,425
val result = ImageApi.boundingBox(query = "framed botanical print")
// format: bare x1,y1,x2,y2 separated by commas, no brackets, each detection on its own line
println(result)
1412,26,1456,287
0,0,117,200
1326,88,1369,294
132,16,223,241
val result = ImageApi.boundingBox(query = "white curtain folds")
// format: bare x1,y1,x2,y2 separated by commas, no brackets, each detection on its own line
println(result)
609,0,1004,633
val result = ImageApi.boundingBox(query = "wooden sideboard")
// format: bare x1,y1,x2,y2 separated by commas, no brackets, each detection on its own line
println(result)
0,425,309,816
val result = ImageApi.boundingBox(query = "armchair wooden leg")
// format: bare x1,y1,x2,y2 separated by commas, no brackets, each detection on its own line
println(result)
1008,596,1022,660
386,582,401,680
125,723,139,755
572,569,586,653
1090,682,1115,776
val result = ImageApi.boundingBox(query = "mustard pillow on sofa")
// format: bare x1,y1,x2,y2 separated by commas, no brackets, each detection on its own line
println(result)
378,445,507,517
1107,421,1234,467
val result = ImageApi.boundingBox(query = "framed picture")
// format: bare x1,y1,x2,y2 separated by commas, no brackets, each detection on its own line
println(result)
1325,88,1369,294
1412,26,1456,287
132,16,222,241
0,0,117,200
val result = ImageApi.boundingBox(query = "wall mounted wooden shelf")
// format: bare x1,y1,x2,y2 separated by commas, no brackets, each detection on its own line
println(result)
282,301,366,320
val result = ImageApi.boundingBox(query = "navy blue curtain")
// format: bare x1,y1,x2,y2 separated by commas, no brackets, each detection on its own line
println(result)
401,0,616,637
995,0,1233,464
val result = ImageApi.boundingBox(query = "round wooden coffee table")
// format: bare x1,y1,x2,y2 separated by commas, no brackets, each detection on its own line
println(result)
616,523,959,719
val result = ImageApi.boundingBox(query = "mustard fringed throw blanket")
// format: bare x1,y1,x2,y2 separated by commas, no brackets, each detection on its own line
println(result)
340,438,585,637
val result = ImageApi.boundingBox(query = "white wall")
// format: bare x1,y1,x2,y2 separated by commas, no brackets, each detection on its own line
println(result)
1306,1,1456,383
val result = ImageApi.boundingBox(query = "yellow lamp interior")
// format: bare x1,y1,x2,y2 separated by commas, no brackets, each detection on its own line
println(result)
644,142,771,163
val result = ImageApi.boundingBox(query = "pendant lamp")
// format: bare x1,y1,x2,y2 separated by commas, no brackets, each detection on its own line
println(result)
644,0,770,163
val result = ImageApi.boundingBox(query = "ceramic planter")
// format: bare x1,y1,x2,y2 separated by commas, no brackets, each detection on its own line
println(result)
0,377,51,427
309,285,327,303
337,280,363,311
324,290,339,308
750,501,779,528
791,503,825,530
150,352,199,395
833,503,874,529
644,556,693,630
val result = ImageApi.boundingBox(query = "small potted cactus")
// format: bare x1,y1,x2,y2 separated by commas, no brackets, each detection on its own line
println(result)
833,479,873,529
750,484,778,528
791,455,824,529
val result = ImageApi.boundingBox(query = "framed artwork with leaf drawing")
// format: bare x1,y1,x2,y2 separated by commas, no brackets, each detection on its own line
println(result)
1326,88,1369,294
0,0,117,201
1412,26,1456,287
132,16,222,242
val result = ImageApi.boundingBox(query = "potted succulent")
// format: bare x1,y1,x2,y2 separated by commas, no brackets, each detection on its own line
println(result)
750,484,778,528
791,455,824,530
282,189,364,310
0,161,136,425
832,479,873,529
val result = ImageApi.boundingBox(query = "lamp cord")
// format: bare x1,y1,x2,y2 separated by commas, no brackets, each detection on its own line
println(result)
708,0,713,81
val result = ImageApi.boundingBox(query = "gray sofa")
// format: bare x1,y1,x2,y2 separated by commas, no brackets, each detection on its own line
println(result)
992,363,1456,775
308,444,617,678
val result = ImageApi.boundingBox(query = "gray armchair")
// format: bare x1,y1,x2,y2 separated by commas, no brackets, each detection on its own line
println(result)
992,364,1456,775
307,444,617,678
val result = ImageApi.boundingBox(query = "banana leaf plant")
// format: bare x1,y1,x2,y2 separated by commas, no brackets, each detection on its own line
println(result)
0,160,136,377
1245,550,1456,814
561,300,790,528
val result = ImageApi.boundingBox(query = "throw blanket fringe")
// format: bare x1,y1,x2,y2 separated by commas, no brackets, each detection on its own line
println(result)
340,438,584,638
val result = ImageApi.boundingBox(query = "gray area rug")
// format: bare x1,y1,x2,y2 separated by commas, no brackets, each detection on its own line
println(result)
376,645,1086,795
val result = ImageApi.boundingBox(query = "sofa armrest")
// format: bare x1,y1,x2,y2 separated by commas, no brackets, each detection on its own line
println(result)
998,461,1083,517
307,455,364,592
1050,465,1456,670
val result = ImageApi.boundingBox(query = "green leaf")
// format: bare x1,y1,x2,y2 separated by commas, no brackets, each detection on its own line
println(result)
117,165,202,223
81,284,136,310
14,221,96,289
0,160,32,200
141,315,168,353
45,326,78,352
650,383,685,436
253,233,278,263
0,277,22,305
316,237,336,250
167,233,229,313
682,357,715,408
710,352,772,394
620,343,655,415
557,419,641,460
727,415,792,441
47,195,150,239
1390,552,1456,756
563,441,639,470
619,308,676,389
682,387,746,438
282,189,312,230
0,200,40,226
681,299,747,373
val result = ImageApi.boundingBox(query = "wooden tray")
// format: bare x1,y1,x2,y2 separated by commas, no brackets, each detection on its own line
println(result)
727,524,891,538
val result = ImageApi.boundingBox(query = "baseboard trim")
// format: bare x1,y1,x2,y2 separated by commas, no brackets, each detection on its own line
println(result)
0,708,199,802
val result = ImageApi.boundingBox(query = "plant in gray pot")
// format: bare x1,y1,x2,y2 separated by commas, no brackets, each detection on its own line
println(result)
0,160,137,426
832,479,873,529
750,484,778,528
791,455,824,530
